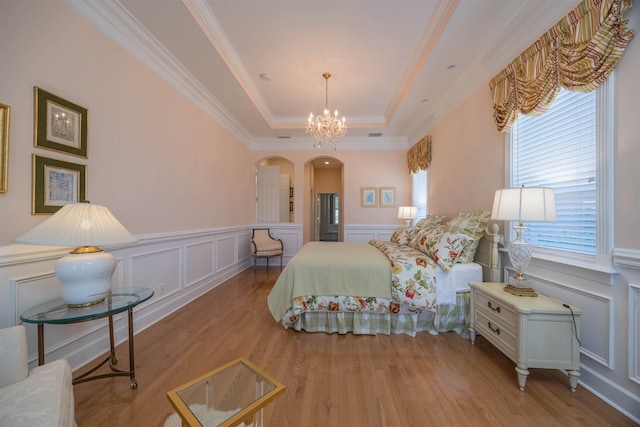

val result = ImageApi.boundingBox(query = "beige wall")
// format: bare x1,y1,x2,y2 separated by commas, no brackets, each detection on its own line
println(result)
0,0,254,246
314,168,341,193
614,4,640,250
428,83,504,220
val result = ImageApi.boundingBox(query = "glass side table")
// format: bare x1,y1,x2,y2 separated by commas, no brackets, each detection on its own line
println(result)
20,287,153,389
167,358,285,427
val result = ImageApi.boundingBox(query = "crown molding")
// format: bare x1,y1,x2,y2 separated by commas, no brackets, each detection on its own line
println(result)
64,0,254,147
251,136,409,151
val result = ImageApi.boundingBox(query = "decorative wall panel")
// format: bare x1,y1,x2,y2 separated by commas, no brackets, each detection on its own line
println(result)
186,241,215,286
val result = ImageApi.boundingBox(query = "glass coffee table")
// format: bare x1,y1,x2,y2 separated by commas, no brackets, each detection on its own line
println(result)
167,358,285,427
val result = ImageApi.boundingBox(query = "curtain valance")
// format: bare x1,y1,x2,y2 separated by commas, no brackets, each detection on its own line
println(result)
407,136,432,174
489,0,635,132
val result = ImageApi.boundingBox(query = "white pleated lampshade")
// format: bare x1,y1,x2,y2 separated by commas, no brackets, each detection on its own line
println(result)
491,187,556,222
397,206,418,220
15,202,137,247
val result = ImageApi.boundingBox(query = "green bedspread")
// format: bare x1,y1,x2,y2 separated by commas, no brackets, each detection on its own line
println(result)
267,242,391,321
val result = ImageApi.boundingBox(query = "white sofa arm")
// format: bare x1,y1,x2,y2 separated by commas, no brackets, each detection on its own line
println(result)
0,325,76,427
0,359,76,427
0,325,29,387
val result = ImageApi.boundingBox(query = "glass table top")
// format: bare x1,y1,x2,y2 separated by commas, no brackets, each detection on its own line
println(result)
20,287,154,324
168,358,285,427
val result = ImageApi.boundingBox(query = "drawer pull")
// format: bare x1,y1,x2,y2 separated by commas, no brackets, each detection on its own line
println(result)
488,322,500,335
487,301,501,313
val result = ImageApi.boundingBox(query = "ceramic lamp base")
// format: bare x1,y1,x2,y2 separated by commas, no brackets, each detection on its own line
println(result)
55,250,116,306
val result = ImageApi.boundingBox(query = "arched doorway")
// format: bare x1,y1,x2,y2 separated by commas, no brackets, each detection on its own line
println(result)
306,156,344,241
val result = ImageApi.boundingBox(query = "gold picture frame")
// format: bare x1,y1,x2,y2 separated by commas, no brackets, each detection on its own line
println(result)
379,187,396,207
34,87,88,158
0,103,9,193
33,155,86,214
361,187,378,207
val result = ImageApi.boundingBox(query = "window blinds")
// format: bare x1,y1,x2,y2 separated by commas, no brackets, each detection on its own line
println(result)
511,89,596,255
412,169,428,221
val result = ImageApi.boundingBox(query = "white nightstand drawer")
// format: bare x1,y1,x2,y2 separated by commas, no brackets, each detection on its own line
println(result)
474,309,517,360
474,289,517,328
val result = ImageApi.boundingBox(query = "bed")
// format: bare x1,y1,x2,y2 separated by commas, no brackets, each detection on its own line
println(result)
267,211,501,337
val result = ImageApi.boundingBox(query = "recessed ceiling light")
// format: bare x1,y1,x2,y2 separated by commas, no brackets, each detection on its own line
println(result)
260,73,272,81
447,64,455,70
324,161,329,165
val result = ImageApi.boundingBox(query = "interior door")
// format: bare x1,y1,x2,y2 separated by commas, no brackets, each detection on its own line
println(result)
279,174,290,222
256,165,280,222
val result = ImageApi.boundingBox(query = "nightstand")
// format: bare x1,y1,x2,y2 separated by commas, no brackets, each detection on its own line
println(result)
469,282,582,392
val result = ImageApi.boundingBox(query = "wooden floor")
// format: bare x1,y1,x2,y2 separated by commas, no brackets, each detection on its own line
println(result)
74,267,635,426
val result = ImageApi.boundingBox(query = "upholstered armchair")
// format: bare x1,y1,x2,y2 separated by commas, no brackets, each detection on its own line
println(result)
251,228,283,269
0,325,76,427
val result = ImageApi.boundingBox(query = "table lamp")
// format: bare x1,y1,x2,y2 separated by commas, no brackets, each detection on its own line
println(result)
15,202,137,307
398,206,417,226
491,187,555,297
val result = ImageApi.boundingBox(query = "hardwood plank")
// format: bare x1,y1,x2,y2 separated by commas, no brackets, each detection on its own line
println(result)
73,268,635,426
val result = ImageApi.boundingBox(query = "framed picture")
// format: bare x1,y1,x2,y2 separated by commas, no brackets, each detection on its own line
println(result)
361,187,378,207
379,187,396,207
0,103,9,193
34,87,88,158
33,155,86,214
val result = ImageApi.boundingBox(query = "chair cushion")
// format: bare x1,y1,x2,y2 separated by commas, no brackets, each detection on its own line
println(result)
255,241,283,252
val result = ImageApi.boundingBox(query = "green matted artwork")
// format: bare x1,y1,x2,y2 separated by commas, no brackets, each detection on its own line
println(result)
0,103,9,193
32,155,86,214
34,87,88,158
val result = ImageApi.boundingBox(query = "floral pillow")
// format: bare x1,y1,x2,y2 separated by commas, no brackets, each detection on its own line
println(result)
415,214,446,229
390,226,422,246
442,210,491,263
410,228,472,272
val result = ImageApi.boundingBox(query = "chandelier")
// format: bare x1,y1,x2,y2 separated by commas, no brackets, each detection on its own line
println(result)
307,72,347,149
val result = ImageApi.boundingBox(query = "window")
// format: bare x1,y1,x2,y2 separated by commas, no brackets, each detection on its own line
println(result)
508,80,612,262
412,169,428,221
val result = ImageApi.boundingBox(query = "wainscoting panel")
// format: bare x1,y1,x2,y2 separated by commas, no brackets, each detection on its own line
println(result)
216,235,237,272
131,247,182,297
185,241,215,287
11,273,59,326
344,224,398,243
629,284,640,385
238,232,252,263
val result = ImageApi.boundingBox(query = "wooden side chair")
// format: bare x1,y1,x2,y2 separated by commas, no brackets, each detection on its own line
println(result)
251,228,283,269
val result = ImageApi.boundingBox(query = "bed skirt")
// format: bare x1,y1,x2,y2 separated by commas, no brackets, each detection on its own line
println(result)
287,291,470,338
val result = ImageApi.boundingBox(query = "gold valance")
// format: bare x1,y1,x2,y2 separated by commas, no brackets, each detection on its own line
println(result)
489,0,635,132
407,135,432,174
